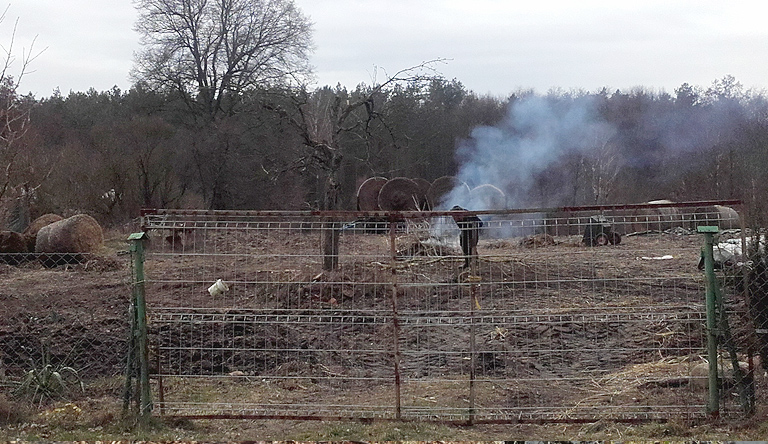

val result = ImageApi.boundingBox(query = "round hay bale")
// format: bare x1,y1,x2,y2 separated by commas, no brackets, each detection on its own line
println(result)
22,213,64,252
428,176,470,210
378,177,421,211
689,205,716,231
0,230,29,265
469,184,506,210
411,178,432,210
715,205,741,229
35,214,104,254
356,177,388,211
631,200,681,233
0,231,26,253
689,205,740,230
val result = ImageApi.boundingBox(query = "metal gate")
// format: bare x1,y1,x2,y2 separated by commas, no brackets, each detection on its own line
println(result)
137,200,757,423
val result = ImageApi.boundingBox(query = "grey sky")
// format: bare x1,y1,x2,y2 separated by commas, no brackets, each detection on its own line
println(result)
5,0,768,98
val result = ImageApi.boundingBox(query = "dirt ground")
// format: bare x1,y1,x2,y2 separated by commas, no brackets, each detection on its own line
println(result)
1,224,767,440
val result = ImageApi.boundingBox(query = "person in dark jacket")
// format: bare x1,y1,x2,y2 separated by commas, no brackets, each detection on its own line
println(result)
451,205,483,268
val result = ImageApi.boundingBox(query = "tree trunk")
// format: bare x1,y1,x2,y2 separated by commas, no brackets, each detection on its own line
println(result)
322,152,342,270
322,171,340,270
207,135,231,210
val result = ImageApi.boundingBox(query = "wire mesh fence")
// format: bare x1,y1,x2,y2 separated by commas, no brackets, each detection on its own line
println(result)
0,252,130,397
137,201,762,423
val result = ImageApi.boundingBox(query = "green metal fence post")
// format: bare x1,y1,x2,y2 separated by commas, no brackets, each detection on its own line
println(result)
697,225,719,417
122,302,136,413
128,232,153,421
468,277,477,426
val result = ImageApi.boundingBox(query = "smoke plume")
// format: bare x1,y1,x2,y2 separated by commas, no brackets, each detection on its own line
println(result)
441,95,615,210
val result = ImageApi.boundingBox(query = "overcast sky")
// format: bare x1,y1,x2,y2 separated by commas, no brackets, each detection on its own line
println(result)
4,0,768,98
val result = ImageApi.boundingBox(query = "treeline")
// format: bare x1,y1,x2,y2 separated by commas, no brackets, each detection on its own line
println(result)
4,74,768,228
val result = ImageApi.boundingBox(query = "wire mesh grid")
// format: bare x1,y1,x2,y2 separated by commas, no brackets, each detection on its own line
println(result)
140,202,760,423
0,252,130,390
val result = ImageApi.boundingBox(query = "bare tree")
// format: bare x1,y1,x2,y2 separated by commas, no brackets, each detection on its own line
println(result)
133,0,314,119
111,115,185,209
583,139,621,204
269,61,444,269
133,0,313,209
0,9,45,230
0,80,31,202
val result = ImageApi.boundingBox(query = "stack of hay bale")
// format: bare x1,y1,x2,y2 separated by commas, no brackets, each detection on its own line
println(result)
0,213,104,267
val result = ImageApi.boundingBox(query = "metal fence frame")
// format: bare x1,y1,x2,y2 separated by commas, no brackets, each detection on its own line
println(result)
134,199,759,424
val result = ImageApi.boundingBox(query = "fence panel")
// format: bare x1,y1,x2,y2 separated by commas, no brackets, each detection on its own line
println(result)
140,201,759,423
0,252,129,393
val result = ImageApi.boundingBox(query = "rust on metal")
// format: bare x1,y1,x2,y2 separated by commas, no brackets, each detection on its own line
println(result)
161,413,685,425
389,215,402,420
141,199,742,221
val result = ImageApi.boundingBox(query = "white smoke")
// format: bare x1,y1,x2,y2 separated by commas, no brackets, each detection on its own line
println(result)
440,95,615,210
